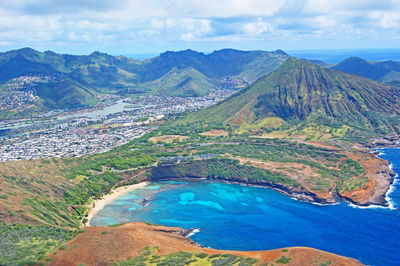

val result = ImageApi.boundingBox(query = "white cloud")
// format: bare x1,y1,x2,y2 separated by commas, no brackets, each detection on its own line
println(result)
0,0,399,52
242,18,270,35
370,11,400,28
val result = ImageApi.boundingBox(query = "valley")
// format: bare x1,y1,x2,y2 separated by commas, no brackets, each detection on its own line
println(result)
0,85,240,161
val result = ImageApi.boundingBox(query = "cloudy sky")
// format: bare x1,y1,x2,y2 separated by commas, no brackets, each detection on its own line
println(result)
0,0,399,55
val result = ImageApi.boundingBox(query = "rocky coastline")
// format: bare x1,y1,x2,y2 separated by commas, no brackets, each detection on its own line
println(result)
212,178,338,205
148,162,395,208
367,134,400,149
337,159,395,207
150,176,343,206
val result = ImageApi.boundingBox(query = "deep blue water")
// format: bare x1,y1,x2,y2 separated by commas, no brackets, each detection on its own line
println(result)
91,148,400,266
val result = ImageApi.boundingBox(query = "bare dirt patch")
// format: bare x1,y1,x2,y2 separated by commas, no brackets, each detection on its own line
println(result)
149,135,189,143
199,129,229,137
46,222,362,265
233,156,333,200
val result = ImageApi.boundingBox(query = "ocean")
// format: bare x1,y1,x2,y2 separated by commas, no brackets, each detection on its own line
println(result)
91,148,400,266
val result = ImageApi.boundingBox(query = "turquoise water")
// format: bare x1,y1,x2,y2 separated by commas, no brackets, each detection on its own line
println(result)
91,148,400,265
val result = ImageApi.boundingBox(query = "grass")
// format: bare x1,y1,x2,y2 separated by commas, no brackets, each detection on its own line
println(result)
199,129,229,137
149,135,189,143
117,247,258,266
237,117,284,134
276,255,291,264
0,224,75,266
108,223,127,228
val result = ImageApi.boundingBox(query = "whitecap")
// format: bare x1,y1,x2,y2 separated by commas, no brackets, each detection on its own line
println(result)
187,228,200,237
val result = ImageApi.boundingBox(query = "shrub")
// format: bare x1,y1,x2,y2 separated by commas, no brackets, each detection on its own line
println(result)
276,255,291,264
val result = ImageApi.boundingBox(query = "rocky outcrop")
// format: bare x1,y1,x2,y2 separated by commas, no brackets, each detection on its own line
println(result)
337,160,395,207
368,134,400,148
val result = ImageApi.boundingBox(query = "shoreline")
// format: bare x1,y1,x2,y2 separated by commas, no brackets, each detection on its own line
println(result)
86,146,398,226
155,177,339,206
155,173,395,208
86,181,150,226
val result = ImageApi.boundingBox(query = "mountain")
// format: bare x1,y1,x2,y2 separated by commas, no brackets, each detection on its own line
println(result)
0,48,289,110
138,67,216,97
184,58,400,135
303,59,329,67
35,78,97,108
140,49,288,83
0,53,58,84
332,57,400,84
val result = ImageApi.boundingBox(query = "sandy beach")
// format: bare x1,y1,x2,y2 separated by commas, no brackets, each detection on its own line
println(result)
86,181,150,226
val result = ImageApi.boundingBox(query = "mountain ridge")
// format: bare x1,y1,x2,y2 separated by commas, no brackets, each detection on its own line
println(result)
0,47,289,110
331,56,400,84
183,57,400,136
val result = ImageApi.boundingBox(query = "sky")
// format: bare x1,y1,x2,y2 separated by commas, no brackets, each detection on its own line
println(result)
0,0,400,55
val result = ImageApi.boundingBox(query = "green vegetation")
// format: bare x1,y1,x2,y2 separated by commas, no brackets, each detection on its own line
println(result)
108,223,127,228
332,56,400,84
1,121,371,228
0,223,75,266
182,58,400,137
151,158,300,187
36,78,97,108
0,48,289,114
320,260,332,266
139,67,216,97
275,255,291,264
117,247,258,266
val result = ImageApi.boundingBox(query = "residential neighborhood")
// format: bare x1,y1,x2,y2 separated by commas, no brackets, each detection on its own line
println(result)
0,85,241,161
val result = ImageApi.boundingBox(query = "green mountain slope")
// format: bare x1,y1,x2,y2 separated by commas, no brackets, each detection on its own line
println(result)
0,48,288,92
184,58,400,135
139,67,216,97
332,57,400,84
238,50,289,82
0,54,58,83
0,48,289,112
35,78,97,108
139,49,288,83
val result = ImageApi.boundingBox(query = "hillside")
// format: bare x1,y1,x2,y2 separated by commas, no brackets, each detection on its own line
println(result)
140,49,288,83
0,48,289,112
184,58,400,136
332,56,400,84
138,67,216,97
0,53,58,84
40,222,362,266
35,78,98,108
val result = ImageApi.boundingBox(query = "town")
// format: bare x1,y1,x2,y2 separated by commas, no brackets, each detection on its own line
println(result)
0,83,244,161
